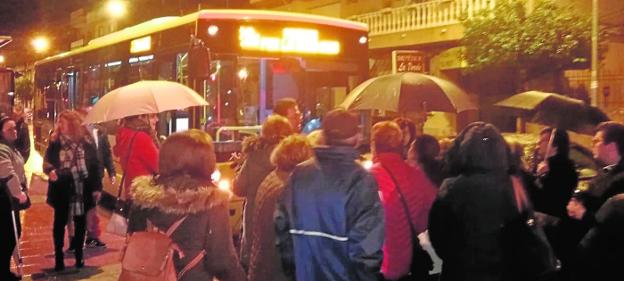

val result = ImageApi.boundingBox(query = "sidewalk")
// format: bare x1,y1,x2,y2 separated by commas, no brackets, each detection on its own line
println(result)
11,126,125,280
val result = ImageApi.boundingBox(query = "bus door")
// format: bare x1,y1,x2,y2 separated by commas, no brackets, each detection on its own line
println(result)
64,69,79,110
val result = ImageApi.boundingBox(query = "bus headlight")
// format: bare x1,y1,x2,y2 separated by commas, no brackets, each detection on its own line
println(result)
208,25,219,36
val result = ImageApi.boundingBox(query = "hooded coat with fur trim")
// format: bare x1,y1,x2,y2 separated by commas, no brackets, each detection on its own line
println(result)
233,135,277,269
128,176,246,281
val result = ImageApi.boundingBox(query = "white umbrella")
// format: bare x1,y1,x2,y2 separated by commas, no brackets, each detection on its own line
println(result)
84,80,208,124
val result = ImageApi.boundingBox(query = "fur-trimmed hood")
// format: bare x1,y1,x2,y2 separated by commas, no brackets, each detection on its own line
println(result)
131,175,230,215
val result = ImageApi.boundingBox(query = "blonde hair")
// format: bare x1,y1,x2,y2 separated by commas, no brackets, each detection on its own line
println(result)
57,110,87,141
270,134,313,172
262,114,294,144
371,121,403,155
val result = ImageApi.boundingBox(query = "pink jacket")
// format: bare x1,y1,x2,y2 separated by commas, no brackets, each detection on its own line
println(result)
370,153,437,280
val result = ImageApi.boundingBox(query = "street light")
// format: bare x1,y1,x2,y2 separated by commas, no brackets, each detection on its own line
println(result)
106,0,127,19
590,0,599,106
31,36,50,54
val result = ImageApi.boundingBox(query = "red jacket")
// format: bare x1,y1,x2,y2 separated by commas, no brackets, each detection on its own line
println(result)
114,127,159,198
370,152,437,280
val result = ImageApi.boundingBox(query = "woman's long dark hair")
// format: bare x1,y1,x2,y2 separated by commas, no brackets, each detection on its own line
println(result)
0,116,14,146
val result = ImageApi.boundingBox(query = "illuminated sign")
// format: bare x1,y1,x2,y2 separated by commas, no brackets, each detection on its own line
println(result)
130,36,151,53
239,26,340,55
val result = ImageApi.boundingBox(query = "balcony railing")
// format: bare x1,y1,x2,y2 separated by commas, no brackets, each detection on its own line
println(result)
349,0,496,36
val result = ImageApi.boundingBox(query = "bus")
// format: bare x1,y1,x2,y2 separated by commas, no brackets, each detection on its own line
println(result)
0,67,16,110
33,9,369,152
33,9,369,233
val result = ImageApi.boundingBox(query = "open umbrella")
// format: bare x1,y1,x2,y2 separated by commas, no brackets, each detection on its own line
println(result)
84,80,208,124
340,72,477,113
495,91,609,134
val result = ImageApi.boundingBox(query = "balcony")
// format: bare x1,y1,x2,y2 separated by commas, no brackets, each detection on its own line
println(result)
349,0,495,48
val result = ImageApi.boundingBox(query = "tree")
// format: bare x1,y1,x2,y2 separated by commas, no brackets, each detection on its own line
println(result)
461,0,594,95
14,74,34,105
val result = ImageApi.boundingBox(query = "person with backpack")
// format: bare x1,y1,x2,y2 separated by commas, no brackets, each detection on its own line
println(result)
125,129,245,281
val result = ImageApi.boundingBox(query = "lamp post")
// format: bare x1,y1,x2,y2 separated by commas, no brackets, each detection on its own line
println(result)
590,0,599,106
31,36,50,54
106,0,127,32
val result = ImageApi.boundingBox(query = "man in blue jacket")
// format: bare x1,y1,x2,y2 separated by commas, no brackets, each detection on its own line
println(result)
275,108,384,281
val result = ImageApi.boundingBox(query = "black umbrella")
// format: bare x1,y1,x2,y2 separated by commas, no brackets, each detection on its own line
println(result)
340,72,477,113
495,91,609,134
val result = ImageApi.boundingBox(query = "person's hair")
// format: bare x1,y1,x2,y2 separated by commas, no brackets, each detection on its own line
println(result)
371,121,403,155
445,122,510,175
394,117,416,144
540,127,570,158
273,98,298,117
412,134,440,162
57,110,87,141
596,121,624,156
271,134,313,172
261,115,294,144
552,129,570,158
157,129,216,187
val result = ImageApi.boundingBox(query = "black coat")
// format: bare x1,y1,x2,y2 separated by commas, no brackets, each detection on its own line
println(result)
533,154,578,219
43,137,101,210
91,125,115,179
578,159,624,225
429,171,518,281
575,194,624,281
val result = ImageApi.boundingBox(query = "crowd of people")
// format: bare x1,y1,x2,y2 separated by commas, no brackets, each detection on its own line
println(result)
2,98,624,281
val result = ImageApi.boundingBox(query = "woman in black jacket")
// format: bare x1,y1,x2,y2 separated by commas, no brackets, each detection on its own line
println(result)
532,128,579,280
0,116,28,281
44,110,100,271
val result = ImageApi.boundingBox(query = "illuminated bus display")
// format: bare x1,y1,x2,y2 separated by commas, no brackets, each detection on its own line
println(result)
239,26,340,55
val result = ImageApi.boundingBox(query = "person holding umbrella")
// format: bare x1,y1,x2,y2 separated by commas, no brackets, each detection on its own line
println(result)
0,116,28,280
114,114,160,201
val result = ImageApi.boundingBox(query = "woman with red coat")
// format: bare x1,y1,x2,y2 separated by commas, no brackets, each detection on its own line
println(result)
369,121,437,281
114,114,159,200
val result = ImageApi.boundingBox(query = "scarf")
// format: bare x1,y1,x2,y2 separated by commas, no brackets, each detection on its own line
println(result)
60,135,89,216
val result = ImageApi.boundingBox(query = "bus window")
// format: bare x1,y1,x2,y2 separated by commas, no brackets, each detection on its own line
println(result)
0,69,14,106
128,55,155,83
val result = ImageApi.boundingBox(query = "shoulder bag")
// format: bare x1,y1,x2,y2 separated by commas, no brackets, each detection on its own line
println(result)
381,164,433,280
106,132,139,236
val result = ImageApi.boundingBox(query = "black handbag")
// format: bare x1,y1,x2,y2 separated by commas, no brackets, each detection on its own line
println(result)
502,176,558,281
381,164,433,280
